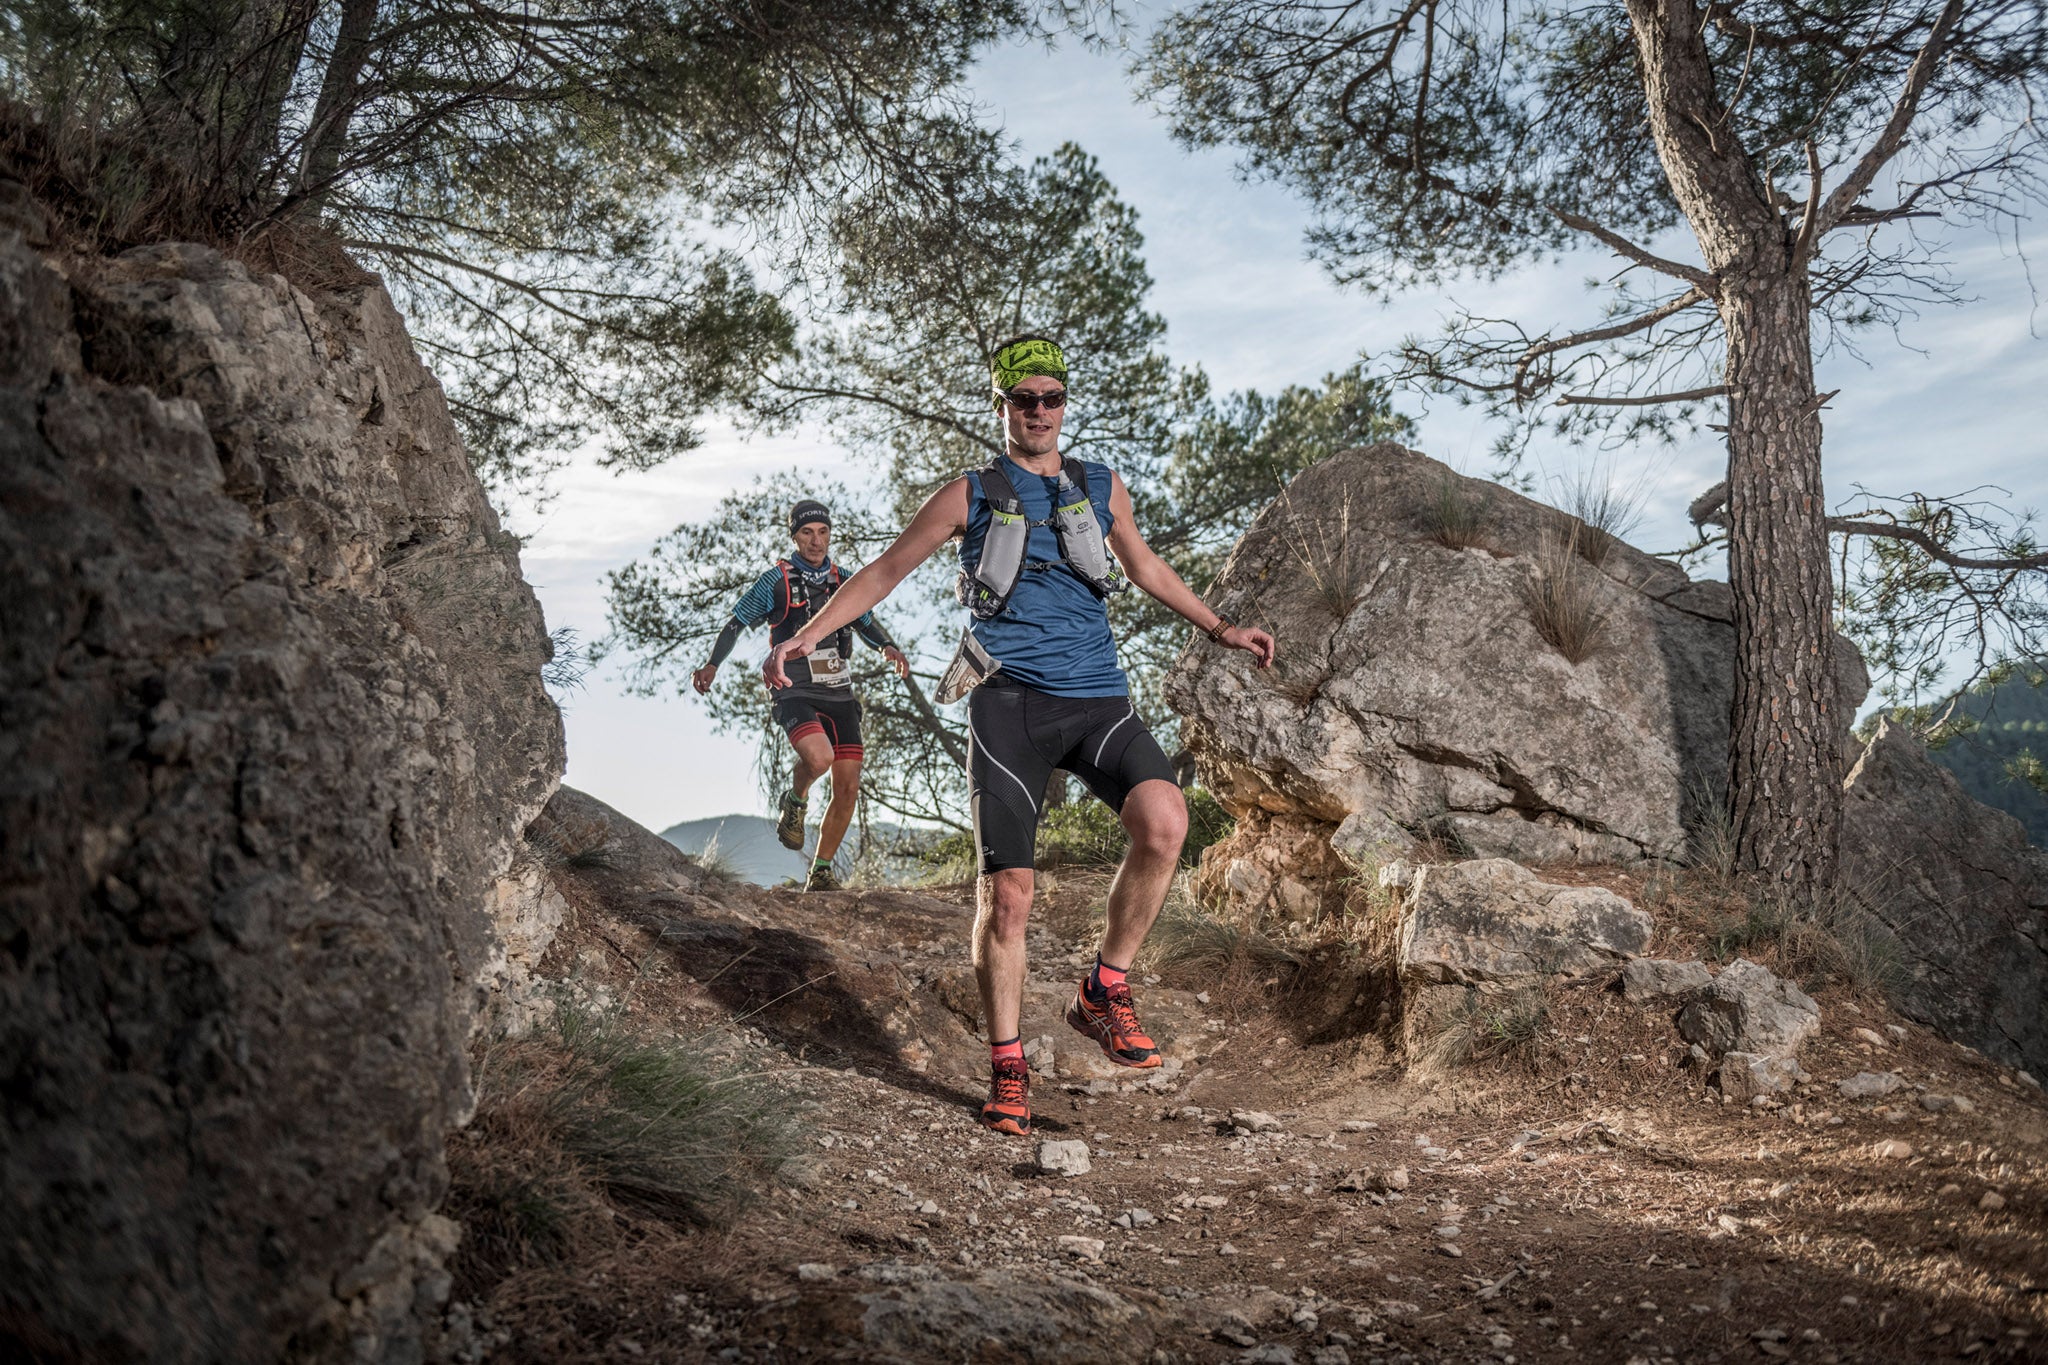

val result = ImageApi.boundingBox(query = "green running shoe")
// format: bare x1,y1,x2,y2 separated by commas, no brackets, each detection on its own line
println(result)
803,862,841,892
774,790,807,851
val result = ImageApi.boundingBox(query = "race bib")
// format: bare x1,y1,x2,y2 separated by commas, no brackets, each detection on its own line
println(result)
807,645,851,688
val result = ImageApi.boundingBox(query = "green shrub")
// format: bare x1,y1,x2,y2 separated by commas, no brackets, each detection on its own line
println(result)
911,785,1236,876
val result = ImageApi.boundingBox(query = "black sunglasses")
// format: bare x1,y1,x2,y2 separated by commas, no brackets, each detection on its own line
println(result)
998,388,1068,412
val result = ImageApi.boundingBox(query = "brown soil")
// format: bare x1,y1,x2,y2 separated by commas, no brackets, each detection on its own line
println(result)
455,860,2048,1364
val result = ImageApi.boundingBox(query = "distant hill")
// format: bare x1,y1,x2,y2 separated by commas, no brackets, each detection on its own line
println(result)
658,813,942,887
1923,670,2048,847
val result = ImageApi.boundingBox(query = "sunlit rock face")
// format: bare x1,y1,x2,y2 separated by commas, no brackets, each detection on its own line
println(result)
1168,443,1845,874
1169,443,2044,1074
0,231,562,1362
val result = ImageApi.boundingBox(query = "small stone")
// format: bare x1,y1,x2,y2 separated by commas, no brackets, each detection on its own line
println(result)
1231,1110,1283,1133
1853,1027,1887,1047
1885,1024,1908,1040
1237,1347,1297,1365
795,1263,838,1282
1219,1241,1238,1256
1212,1313,1258,1347
1310,1348,1352,1365
1938,1183,1962,1197
1434,1224,1461,1239
2020,1070,2041,1090
1620,958,1713,1004
915,1200,939,1215
1196,991,1212,1005
1837,1071,1904,1099
1371,1166,1411,1192
1871,1139,1913,1159
1340,1120,1377,1132
1437,1243,1464,1258
1058,1235,1106,1262
1114,1208,1157,1228
1035,1139,1092,1177
1978,1191,2006,1212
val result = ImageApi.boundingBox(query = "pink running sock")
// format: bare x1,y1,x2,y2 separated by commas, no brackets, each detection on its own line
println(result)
990,1036,1024,1064
1089,956,1128,996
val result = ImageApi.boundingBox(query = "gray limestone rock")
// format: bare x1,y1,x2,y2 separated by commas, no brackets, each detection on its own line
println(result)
1718,1051,1805,1102
1034,1139,1093,1177
1622,958,1715,1005
0,233,562,1362
859,1272,1153,1361
1397,858,1653,985
1167,445,1870,885
1674,959,1821,1061
1840,720,2048,1073
1838,1071,1905,1100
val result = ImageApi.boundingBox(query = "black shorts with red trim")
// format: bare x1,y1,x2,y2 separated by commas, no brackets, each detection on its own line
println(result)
966,676,1179,875
772,691,864,761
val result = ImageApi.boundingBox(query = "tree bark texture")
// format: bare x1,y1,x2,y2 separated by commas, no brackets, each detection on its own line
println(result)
1625,0,1842,897
1720,280,1840,896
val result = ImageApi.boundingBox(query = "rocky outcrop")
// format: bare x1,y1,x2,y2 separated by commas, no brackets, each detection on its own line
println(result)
1388,858,1651,1053
0,231,563,1361
1393,858,1652,985
1673,958,1822,1061
1169,444,1867,882
1841,720,2048,1072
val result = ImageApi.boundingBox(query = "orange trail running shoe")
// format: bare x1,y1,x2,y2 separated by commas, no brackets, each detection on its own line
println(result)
1066,978,1163,1069
981,1056,1031,1136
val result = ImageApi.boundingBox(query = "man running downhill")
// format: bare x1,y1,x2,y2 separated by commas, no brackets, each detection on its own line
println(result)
764,336,1275,1134
694,499,909,892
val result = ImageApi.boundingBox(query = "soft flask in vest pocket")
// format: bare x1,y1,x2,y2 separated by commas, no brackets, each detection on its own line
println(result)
958,502,1030,620
1050,473,1128,600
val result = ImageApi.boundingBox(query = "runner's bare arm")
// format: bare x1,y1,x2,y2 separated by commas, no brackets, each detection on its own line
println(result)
764,478,972,688
1105,473,1275,669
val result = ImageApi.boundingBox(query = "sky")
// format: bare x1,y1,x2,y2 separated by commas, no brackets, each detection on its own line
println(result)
507,26,2048,837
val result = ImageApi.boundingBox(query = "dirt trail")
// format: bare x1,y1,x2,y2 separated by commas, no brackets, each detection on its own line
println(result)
495,844,2048,1365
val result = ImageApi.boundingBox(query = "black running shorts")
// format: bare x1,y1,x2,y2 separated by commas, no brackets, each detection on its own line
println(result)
966,677,1179,874
772,692,864,760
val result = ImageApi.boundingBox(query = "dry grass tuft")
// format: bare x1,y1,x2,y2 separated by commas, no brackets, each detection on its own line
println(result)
1522,524,1610,662
1276,486,1380,619
446,1006,799,1304
1411,983,1551,1075
1420,470,1491,550
1141,892,1305,999
1554,468,1646,568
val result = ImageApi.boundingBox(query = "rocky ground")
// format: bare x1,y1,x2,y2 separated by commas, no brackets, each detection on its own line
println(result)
456,796,2048,1364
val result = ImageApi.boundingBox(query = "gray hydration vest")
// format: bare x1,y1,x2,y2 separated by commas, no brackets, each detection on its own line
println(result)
957,457,1128,621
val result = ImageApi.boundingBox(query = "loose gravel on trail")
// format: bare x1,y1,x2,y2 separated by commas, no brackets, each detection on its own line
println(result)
494,864,2048,1364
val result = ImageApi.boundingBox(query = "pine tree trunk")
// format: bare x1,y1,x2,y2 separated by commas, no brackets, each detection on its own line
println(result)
1721,276,1842,898
1627,0,1846,900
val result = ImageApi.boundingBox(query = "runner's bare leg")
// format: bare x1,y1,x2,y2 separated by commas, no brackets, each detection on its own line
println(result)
974,868,1035,1042
1099,779,1187,969
816,756,862,862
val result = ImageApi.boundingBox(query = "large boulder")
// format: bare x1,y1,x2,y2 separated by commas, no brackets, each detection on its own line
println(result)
1390,858,1651,1055
1168,445,1868,873
0,232,563,1361
1395,858,1652,985
1841,720,2048,1071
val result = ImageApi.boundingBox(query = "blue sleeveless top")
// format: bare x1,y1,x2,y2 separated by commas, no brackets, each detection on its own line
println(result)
960,454,1128,698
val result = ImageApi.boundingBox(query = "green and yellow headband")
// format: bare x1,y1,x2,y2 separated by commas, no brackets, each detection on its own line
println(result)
990,337,1068,394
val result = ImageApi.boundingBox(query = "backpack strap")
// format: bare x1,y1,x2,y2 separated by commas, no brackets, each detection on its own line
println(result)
973,459,1023,513
1061,457,1091,499
770,559,794,626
